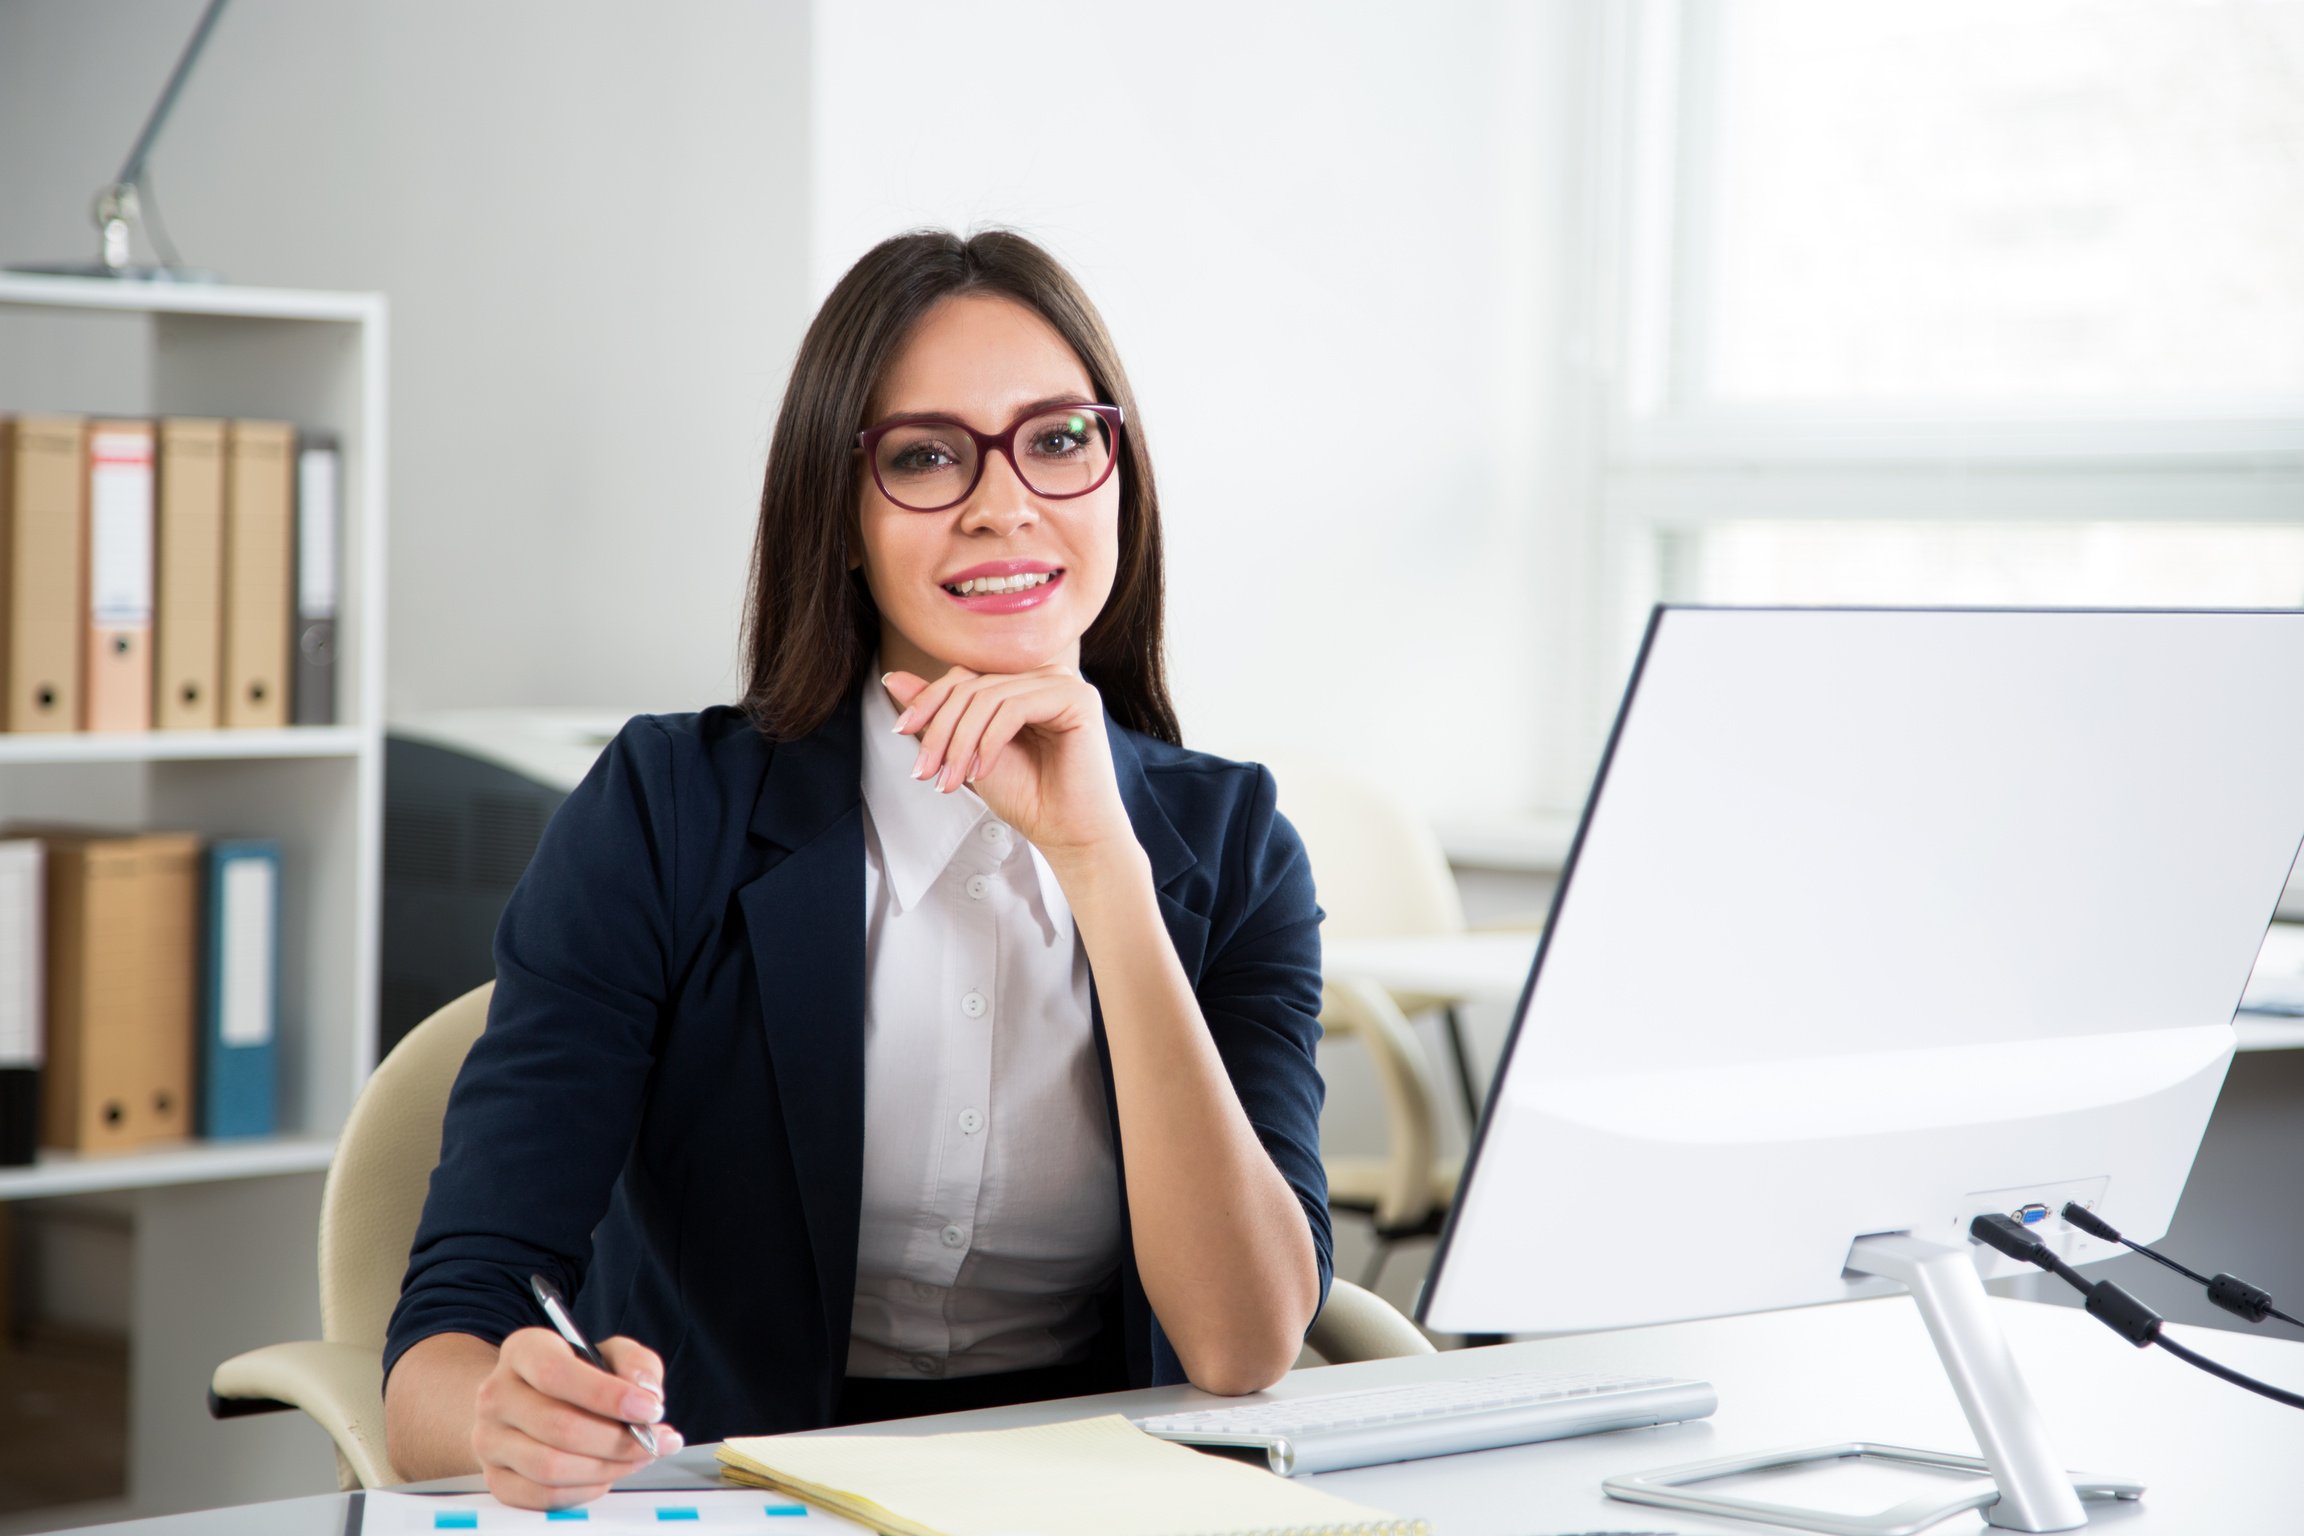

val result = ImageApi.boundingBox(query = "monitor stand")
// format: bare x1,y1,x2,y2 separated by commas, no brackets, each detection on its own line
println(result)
1602,1235,2144,1536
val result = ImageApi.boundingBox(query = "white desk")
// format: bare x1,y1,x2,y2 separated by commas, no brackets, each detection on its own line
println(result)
1325,932,2304,1053
55,1297,2304,1534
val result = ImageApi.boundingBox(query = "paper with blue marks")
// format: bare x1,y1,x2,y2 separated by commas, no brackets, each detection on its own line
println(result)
364,1491,869,1533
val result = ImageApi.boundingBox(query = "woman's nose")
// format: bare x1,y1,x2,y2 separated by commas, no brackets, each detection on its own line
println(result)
960,448,1037,533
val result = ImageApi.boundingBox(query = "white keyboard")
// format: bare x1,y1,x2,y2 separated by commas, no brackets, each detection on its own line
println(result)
1133,1368,1717,1476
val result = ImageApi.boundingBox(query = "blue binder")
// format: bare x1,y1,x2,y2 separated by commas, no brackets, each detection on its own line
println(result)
200,838,280,1138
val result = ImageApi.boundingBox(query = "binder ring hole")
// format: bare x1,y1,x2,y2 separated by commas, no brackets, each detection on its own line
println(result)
103,1102,125,1127
36,687,56,709
249,682,267,702
182,683,200,704
154,1091,175,1116
112,636,131,655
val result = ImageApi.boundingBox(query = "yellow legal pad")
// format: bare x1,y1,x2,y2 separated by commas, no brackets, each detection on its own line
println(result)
715,1412,1431,1536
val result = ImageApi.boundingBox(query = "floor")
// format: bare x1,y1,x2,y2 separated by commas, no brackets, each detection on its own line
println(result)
0,1327,128,1519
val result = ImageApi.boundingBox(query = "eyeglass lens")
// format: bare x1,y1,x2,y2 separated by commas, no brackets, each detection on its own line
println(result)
874,408,1113,511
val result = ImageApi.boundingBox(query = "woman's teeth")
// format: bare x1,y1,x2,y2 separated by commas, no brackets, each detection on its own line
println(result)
945,571,1058,596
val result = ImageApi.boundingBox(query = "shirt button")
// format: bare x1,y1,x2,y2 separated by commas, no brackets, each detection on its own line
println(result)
965,873,991,900
940,1223,967,1248
912,1355,939,1375
959,990,988,1019
980,822,1008,846
958,1108,984,1134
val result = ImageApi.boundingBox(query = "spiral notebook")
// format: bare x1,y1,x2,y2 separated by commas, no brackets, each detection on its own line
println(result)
715,1412,1429,1536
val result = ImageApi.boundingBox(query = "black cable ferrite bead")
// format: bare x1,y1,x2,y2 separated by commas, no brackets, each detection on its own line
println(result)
2085,1280,2165,1347
2209,1273,2275,1324
2060,1202,2121,1242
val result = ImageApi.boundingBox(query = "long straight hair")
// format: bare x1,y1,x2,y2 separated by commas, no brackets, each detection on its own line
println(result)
737,230,1178,746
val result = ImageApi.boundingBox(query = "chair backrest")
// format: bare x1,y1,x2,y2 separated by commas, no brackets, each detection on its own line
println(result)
318,981,493,1349
1261,753,1463,941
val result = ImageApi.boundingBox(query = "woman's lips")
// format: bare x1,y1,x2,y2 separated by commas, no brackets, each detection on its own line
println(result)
941,570,1065,613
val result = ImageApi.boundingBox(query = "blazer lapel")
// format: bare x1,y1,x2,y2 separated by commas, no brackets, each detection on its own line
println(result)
735,699,867,1372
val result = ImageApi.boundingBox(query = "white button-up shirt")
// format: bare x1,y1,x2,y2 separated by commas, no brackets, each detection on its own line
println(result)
848,674,1123,1379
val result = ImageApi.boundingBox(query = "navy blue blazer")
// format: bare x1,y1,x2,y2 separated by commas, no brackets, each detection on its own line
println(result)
384,693,1331,1443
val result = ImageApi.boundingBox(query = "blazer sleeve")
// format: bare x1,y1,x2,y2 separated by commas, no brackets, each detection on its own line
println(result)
382,715,678,1385
1194,763,1334,1314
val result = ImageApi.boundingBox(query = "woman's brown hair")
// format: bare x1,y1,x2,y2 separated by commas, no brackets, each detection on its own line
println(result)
738,229,1178,746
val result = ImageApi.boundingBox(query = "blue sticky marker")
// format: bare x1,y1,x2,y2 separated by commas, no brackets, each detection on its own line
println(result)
432,1514,479,1531
764,1506,809,1518
654,1510,700,1523
544,1511,590,1522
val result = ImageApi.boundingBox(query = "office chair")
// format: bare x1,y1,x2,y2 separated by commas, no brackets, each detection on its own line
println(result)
209,980,1432,1488
208,981,494,1488
1316,976,1462,1290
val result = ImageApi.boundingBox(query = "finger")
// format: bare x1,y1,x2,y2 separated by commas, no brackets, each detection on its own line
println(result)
911,671,995,782
971,693,1043,783
495,1372,659,1466
503,1327,666,1430
880,670,929,720
596,1336,667,1399
936,681,1016,793
482,1454,616,1510
892,665,975,739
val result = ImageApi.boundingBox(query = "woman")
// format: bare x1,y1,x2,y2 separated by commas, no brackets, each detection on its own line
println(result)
381,229,1331,1507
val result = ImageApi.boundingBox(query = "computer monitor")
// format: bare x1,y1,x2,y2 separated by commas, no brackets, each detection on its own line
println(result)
1418,607,2304,1534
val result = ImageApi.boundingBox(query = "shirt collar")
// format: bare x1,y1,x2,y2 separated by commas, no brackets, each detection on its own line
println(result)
858,670,1070,928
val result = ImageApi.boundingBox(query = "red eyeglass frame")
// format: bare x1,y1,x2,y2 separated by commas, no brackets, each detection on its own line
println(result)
855,402,1126,512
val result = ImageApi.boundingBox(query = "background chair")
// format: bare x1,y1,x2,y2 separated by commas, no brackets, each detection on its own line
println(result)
208,981,494,1489
1262,755,1473,1291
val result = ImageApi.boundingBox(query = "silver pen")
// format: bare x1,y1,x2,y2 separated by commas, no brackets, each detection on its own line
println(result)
528,1272,661,1456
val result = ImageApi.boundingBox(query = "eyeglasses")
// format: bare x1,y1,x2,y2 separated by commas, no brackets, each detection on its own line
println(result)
857,401,1124,512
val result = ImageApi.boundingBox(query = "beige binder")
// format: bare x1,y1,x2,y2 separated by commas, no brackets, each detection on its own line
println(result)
84,419,157,732
18,827,203,1153
0,416,89,733
155,418,228,730
222,420,294,729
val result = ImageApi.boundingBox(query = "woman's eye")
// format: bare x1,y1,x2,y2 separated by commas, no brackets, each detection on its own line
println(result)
888,441,960,472
1028,428,1088,457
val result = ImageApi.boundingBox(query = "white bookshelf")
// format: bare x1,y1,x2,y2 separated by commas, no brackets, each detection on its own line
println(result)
0,272,387,1521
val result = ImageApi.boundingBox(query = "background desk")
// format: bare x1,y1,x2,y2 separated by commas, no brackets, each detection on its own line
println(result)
57,1297,2304,1535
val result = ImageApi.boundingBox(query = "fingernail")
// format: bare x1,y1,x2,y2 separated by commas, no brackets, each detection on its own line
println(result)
658,1427,685,1455
965,755,981,783
893,708,916,734
623,1392,664,1423
880,672,896,690
632,1372,662,1396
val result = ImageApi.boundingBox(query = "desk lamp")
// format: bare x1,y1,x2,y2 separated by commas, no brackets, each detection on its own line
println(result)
6,0,231,282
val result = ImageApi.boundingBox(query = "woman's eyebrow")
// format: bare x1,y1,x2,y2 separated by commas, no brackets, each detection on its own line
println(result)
880,393,1096,424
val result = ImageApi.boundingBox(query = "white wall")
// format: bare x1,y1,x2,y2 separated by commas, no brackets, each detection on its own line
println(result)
0,0,815,723
811,2,1603,819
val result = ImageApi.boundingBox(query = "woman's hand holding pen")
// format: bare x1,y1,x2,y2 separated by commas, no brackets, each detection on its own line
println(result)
471,1329,683,1509
883,664,1137,871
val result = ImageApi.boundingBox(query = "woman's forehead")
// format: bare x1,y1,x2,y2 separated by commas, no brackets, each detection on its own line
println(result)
874,292,1094,424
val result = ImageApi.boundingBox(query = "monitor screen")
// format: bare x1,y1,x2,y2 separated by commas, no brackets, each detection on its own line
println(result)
1420,607,2304,1335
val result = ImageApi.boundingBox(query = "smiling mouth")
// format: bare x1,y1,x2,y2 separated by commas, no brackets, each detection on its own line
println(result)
942,570,1063,596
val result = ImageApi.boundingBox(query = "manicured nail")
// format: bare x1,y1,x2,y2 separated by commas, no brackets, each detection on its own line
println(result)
892,708,916,734
965,755,981,783
631,1372,662,1396
911,746,932,780
623,1391,664,1423
657,1427,684,1456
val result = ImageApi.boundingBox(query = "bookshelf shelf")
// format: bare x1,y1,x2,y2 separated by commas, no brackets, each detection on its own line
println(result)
0,1134,338,1201
0,726,367,765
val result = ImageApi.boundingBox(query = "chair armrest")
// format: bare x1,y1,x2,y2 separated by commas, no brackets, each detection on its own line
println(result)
210,1339,397,1489
1308,1278,1437,1364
